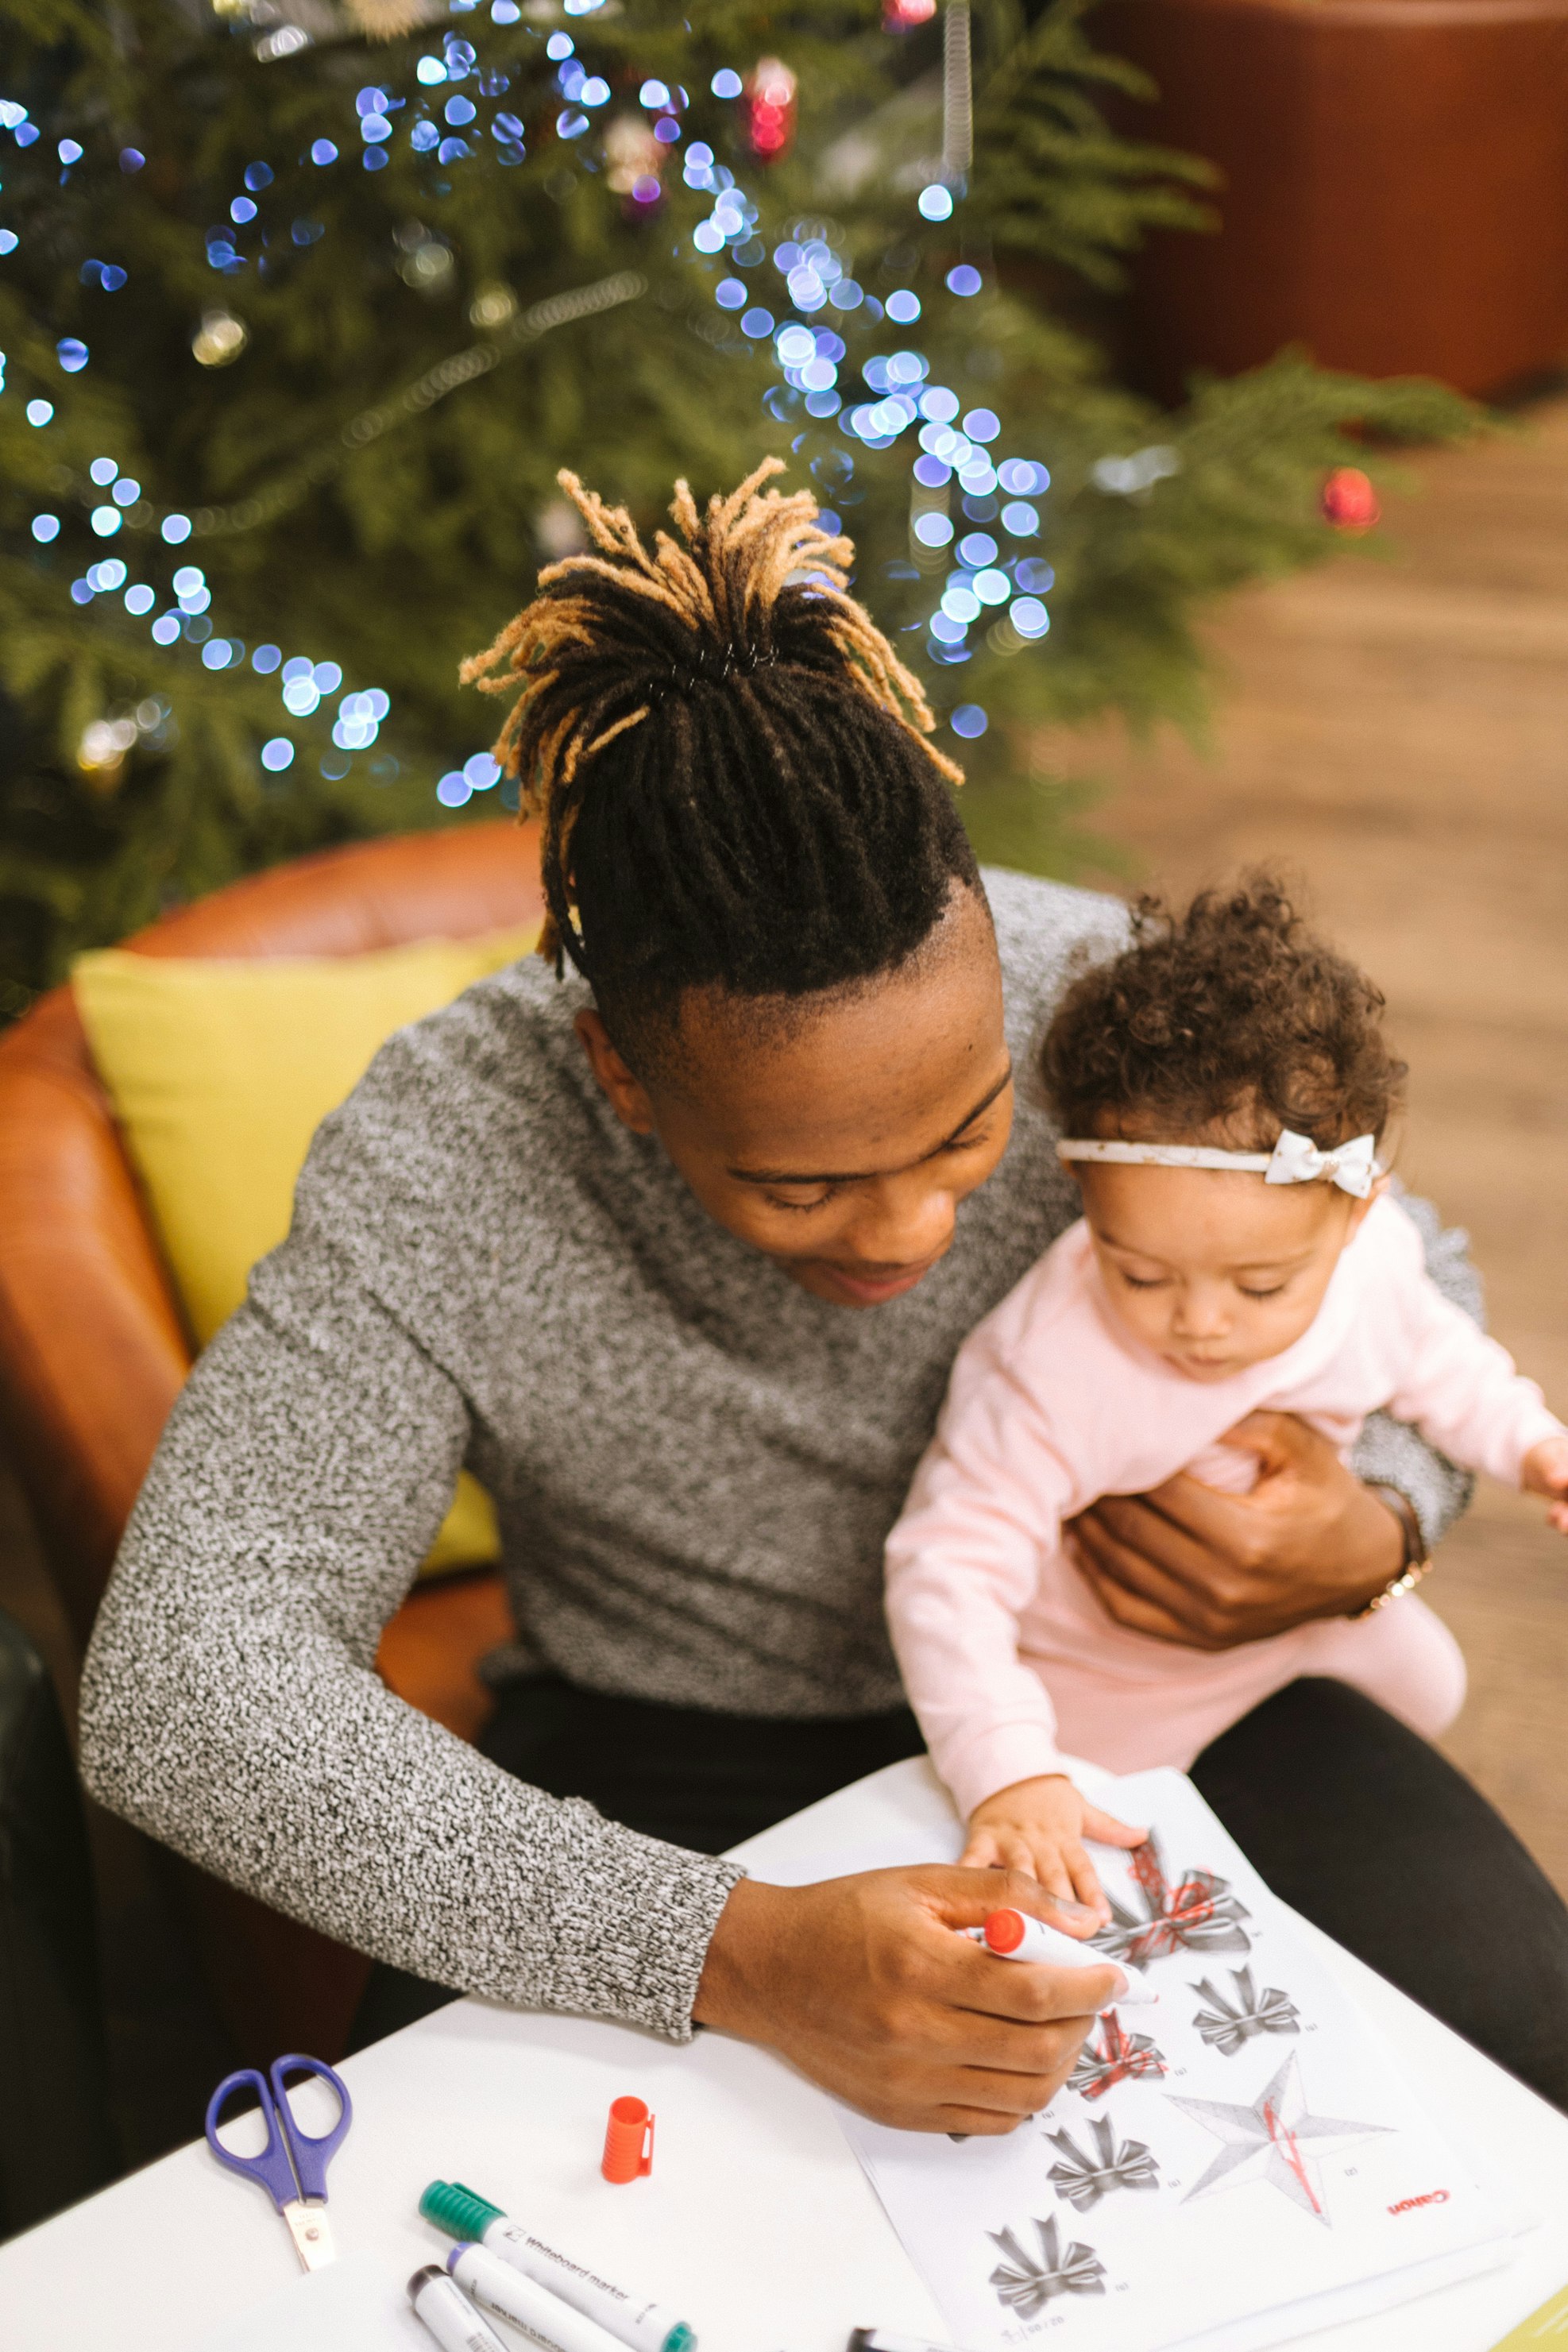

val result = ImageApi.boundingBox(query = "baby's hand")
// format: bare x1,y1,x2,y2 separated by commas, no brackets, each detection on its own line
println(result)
1522,1435,1568,1535
960,1775,1148,1928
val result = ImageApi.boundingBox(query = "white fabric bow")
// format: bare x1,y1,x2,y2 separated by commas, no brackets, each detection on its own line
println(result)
1264,1130,1378,1197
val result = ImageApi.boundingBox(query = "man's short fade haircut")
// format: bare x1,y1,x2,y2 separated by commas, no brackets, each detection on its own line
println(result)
462,457,983,1076
1039,874,1408,1153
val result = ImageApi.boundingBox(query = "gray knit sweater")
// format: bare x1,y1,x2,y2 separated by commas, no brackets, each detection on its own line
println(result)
78,869,1477,2040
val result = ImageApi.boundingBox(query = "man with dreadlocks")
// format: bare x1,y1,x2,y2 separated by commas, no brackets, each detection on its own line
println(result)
80,462,1564,2129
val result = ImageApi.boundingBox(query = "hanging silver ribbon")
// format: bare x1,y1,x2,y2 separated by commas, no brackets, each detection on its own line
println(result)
1191,1964,1302,2056
941,1,972,188
1046,2118,1161,2211
988,2215,1106,2315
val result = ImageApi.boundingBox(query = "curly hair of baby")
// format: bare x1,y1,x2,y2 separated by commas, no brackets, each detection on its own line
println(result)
1040,875,1408,1153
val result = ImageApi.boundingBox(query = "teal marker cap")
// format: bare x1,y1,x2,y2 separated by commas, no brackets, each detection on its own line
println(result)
662,2328,696,2352
420,2180,504,2241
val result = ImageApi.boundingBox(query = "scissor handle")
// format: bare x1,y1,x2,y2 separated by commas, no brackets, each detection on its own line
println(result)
268,2054,352,2201
205,2070,299,2212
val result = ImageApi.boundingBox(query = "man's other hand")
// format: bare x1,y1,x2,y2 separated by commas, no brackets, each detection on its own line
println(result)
1066,1408,1404,1650
691,1866,1118,2132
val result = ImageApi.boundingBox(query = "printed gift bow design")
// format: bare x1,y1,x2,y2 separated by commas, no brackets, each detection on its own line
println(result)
1091,1833,1253,1968
988,2214,1106,2315
1068,2010,1167,2100
1046,2117,1161,2211
1191,1965,1301,2056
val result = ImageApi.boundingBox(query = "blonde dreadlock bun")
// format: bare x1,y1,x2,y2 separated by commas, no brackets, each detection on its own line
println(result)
461,458,979,1063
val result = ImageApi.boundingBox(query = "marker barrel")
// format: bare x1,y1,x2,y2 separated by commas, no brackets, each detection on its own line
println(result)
450,2243,638,2352
980,1909,1155,2006
420,2181,693,2352
410,2265,508,2352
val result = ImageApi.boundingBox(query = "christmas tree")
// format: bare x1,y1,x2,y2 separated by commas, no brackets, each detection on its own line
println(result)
0,0,1474,1016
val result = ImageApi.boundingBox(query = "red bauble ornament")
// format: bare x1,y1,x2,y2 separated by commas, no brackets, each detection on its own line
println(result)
1320,466,1380,533
883,0,937,26
743,56,797,162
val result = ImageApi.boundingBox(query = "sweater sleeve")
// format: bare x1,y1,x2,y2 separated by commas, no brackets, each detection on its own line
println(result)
77,1222,739,2041
885,1350,1079,1821
1347,1189,1485,1553
1377,1228,1565,1486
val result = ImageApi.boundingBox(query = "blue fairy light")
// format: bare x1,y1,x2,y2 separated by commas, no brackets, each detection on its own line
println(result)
91,505,122,536
715,278,747,310
417,56,447,82
491,0,520,19
436,770,471,807
57,338,89,373
555,111,589,140
162,514,192,543
244,162,274,190
1001,500,1039,537
261,738,295,771
444,95,477,124
639,79,671,109
253,644,282,673
913,454,950,489
959,454,997,495
411,123,438,151
579,77,610,106
929,612,966,645
151,613,180,643
231,195,258,224
710,68,742,98
437,137,470,164
120,147,145,172
313,661,342,691
654,116,680,143
1015,557,1054,593
282,674,321,716
546,31,574,58
203,640,234,670
946,265,982,297
913,512,954,548
172,564,205,596
805,389,840,418
740,307,774,339
1010,597,1049,638
998,458,1049,495
293,218,326,243
311,140,338,165
58,138,83,164
957,530,997,566
951,705,987,739
125,583,155,615
25,400,52,427
917,184,953,221
90,457,118,485
70,581,93,604
113,477,141,505
920,385,960,423
885,289,921,323
30,514,60,543
464,751,500,789
963,407,1000,442
972,568,1010,605
87,559,127,591
0,230,17,254
940,582,981,624
0,101,28,128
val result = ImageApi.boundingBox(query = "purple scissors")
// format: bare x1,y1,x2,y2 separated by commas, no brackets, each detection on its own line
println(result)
204,2053,353,2271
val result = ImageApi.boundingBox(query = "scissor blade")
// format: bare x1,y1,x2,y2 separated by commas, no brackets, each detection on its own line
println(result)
282,2200,336,2271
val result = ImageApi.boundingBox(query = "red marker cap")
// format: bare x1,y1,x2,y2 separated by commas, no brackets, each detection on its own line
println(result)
601,2095,655,2184
983,1908,1026,1955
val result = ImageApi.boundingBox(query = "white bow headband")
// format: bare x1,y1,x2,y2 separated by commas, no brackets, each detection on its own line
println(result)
1056,1130,1380,1199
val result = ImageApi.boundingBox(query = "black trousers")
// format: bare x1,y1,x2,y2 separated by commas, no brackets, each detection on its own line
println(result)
350,1674,1568,2114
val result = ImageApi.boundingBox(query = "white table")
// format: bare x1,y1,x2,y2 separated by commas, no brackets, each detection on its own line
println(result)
2,1758,1565,2352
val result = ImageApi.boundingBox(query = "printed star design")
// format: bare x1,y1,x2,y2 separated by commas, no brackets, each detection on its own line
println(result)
1168,2053,1391,2225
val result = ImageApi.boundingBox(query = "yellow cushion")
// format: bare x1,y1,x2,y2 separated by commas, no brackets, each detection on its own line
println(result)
73,924,539,1574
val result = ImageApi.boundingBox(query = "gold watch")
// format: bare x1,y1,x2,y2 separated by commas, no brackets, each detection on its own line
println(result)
1349,1483,1434,1619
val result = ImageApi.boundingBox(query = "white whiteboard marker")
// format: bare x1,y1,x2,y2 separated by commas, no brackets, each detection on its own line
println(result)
449,2243,634,2352
979,1907,1156,2006
410,2265,509,2352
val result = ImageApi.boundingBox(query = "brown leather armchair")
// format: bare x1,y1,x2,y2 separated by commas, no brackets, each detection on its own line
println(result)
0,821,540,2058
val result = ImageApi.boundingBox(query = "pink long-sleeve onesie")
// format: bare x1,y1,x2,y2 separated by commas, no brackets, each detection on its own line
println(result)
885,1193,1565,1814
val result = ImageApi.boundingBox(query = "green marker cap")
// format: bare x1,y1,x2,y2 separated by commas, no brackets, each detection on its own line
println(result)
420,2179,504,2242
662,2328,696,2352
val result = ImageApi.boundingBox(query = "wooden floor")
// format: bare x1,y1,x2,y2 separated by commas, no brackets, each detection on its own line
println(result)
1066,404,1568,1898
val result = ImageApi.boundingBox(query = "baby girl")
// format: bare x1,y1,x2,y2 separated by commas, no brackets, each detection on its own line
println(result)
885,878,1568,1919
